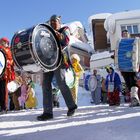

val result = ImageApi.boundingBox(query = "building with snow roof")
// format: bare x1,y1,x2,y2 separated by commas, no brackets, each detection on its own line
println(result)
104,9,140,51
65,21,93,70
89,10,140,72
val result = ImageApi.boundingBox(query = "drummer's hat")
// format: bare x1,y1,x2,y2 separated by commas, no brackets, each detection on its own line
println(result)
50,14,61,21
105,66,110,73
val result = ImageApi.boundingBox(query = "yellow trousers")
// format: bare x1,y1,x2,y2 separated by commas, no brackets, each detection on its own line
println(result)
71,77,79,104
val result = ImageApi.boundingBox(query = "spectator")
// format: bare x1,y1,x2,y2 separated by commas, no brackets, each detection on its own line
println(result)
25,76,37,109
105,66,121,106
90,69,102,105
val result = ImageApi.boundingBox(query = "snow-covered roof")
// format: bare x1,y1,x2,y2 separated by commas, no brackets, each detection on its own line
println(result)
104,9,140,34
69,36,93,53
91,51,113,60
88,13,112,24
64,21,84,34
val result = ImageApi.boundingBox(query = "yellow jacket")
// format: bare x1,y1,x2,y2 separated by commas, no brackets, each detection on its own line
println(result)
72,61,84,78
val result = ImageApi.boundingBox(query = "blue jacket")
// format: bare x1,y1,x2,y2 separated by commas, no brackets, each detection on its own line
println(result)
105,70,122,92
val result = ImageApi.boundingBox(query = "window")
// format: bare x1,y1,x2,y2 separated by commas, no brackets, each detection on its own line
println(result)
121,26,126,32
121,24,139,34
133,25,139,33
127,26,132,34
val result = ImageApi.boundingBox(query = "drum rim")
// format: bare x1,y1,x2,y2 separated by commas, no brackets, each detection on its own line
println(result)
31,23,62,71
11,31,24,70
84,74,97,91
84,74,91,91
0,49,7,78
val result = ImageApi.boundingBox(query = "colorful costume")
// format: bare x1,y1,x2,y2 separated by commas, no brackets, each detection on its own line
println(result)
25,80,37,109
71,54,84,104
12,73,22,110
0,37,15,111
18,82,27,108
105,68,121,106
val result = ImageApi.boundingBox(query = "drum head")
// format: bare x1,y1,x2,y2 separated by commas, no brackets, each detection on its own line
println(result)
32,24,62,71
88,75,97,91
84,75,97,91
7,81,20,93
118,38,139,72
65,67,76,89
52,67,76,89
0,49,6,78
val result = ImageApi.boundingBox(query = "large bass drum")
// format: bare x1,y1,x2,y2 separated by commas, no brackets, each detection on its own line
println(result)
116,38,139,72
0,49,6,78
11,24,62,73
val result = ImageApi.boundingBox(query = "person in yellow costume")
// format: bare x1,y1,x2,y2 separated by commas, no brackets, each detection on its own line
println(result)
71,54,84,104
25,76,37,109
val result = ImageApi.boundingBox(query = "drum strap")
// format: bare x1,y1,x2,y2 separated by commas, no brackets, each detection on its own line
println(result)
58,26,70,49
62,47,72,69
57,26,71,69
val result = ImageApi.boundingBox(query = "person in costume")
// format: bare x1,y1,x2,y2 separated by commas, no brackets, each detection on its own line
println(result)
70,54,84,104
105,66,121,106
120,30,140,107
0,37,15,112
25,76,37,109
90,69,102,105
37,15,77,121
12,71,22,110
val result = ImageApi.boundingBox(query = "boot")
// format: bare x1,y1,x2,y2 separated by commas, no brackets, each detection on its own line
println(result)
37,113,53,121
130,87,140,107
67,105,77,116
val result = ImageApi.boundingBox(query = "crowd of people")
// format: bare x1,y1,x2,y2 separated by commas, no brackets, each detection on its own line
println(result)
0,14,140,122
0,37,37,113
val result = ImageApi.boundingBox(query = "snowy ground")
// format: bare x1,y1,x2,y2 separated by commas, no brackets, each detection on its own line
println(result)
1,85,140,140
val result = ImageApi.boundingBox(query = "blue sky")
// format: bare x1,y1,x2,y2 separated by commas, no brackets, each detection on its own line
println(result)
0,0,140,40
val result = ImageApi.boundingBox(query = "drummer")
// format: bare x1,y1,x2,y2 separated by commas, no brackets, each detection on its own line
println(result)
0,37,15,113
121,29,130,38
120,30,140,107
37,15,77,121
90,69,102,105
